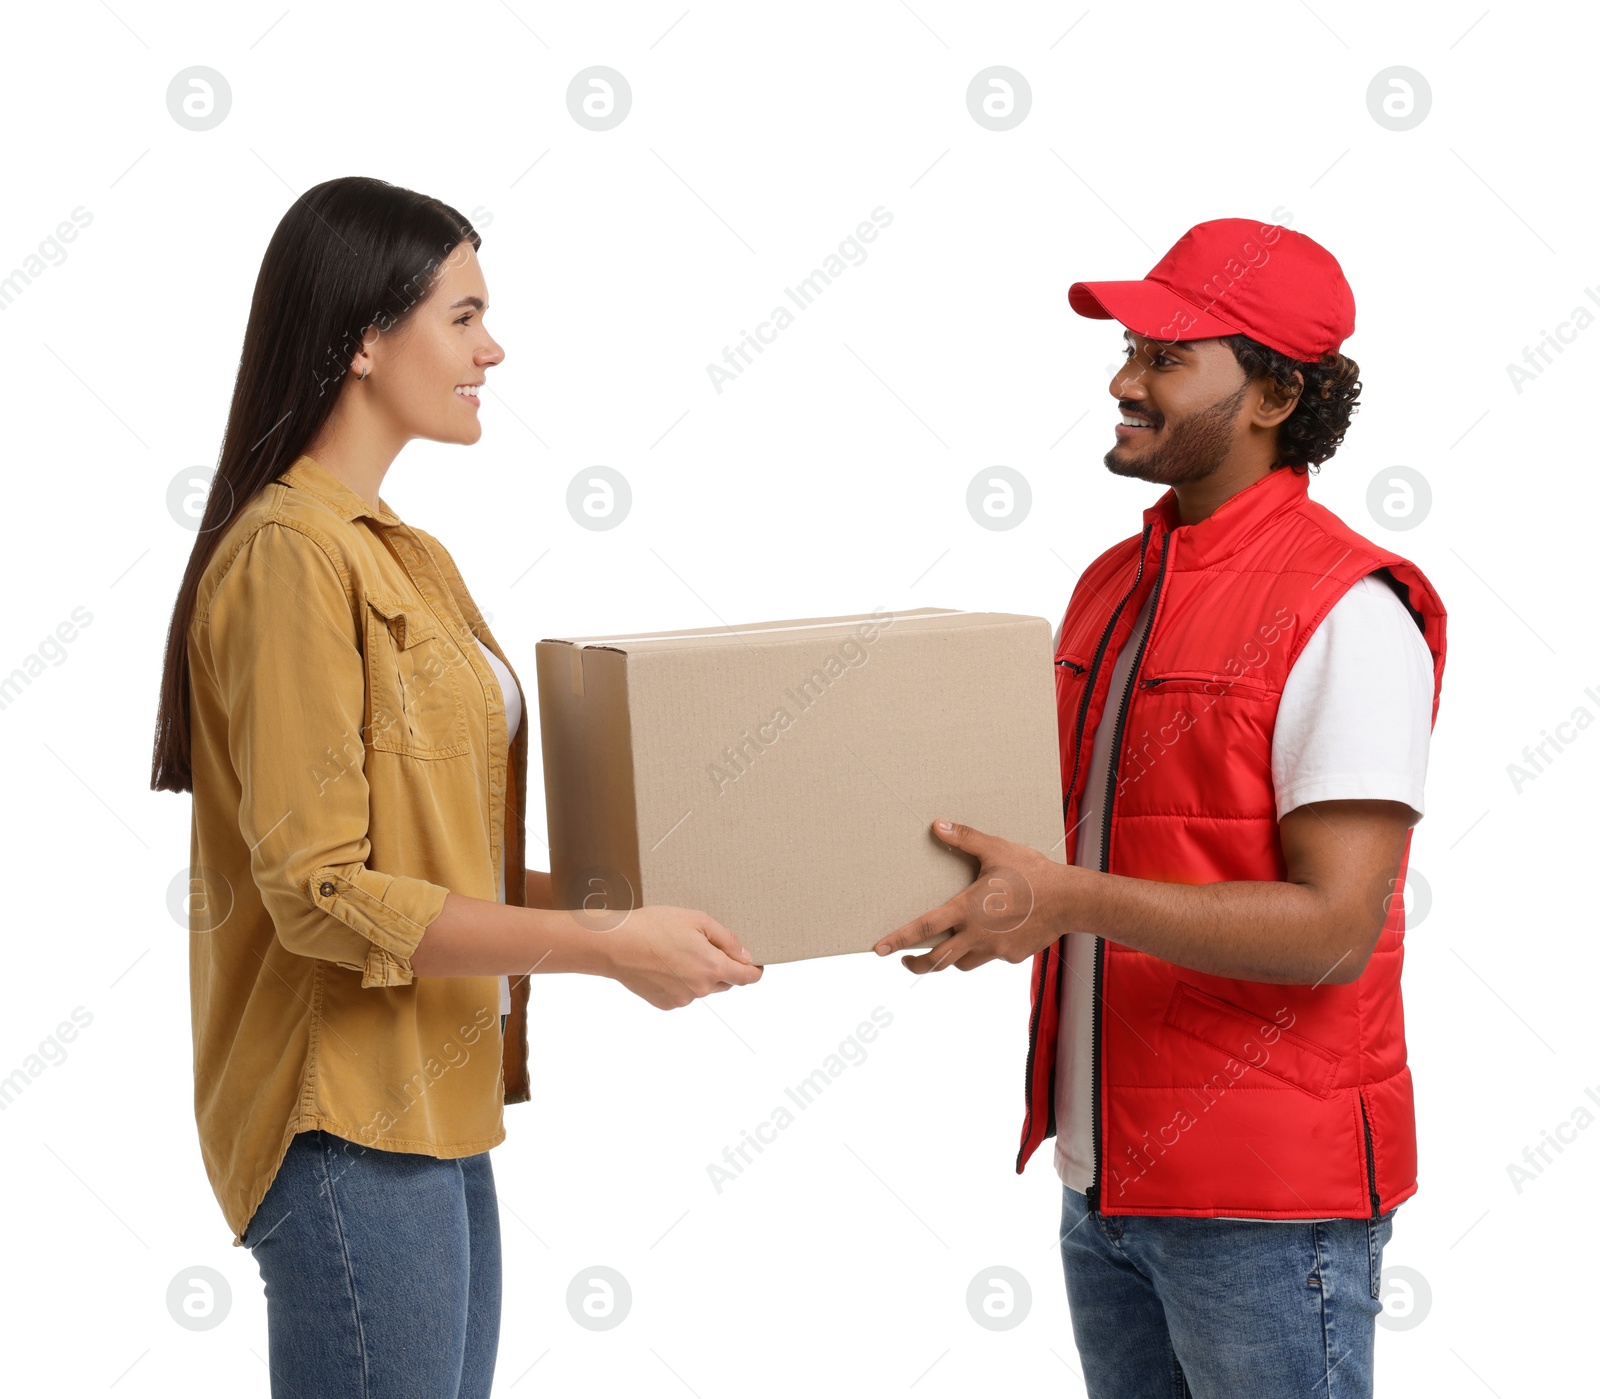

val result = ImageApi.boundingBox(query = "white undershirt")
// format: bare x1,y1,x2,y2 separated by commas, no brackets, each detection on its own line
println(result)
473,638,522,1018
1051,571,1436,1214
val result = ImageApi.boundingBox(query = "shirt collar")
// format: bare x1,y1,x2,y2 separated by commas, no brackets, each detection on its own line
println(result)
276,454,401,525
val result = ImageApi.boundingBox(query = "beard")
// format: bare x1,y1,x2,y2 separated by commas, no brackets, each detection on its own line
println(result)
1103,380,1250,486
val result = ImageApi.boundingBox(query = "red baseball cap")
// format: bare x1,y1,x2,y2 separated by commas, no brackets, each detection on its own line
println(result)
1068,217,1355,362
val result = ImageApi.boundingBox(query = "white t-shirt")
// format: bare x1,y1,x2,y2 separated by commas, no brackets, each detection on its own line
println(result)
473,638,522,1018
1052,570,1436,1211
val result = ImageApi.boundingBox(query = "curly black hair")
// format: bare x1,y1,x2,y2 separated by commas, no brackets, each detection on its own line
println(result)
1220,333,1362,474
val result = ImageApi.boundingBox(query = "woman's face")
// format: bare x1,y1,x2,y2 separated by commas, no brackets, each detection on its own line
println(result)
364,241,504,446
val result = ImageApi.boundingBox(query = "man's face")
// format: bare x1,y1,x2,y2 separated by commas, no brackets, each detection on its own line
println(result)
1103,330,1257,485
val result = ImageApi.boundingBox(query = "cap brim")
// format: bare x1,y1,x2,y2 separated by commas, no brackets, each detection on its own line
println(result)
1068,279,1243,344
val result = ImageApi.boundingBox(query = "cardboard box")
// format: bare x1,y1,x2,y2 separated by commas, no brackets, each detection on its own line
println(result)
535,607,1065,964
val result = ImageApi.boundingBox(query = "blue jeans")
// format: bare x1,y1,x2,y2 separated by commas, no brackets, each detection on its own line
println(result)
1059,1186,1396,1398
242,1129,501,1398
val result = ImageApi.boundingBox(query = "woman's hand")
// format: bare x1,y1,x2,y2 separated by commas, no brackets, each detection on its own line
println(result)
598,906,764,1009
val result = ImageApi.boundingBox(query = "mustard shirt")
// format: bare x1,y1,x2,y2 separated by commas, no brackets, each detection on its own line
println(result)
186,454,532,1246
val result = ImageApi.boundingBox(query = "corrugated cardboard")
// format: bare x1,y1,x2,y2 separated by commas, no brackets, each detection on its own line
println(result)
535,607,1065,964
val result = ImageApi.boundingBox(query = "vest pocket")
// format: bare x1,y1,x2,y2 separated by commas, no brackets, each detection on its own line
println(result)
1055,653,1091,703
1138,671,1274,699
364,590,470,759
1054,654,1094,735
1055,653,1092,820
1163,980,1342,1098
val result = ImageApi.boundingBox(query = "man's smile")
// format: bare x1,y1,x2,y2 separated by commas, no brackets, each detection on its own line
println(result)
1114,408,1160,440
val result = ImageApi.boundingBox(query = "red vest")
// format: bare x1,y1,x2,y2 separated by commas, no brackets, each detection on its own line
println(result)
1018,465,1447,1217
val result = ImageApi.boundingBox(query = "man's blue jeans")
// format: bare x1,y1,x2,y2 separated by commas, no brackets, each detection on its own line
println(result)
242,1129,501,1398
1059,1186,1396,1398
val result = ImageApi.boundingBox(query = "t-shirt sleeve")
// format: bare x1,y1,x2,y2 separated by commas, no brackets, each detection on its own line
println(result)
1271,571,1435,826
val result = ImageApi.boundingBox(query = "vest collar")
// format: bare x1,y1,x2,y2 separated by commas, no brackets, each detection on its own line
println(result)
276,454,401,525
1141,463,1310,571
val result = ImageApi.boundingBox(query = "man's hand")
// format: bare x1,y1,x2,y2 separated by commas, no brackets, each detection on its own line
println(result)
871,801,1416,985
873,819,1073,973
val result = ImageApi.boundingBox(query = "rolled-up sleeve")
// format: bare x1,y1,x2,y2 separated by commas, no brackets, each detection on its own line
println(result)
203,521,450,987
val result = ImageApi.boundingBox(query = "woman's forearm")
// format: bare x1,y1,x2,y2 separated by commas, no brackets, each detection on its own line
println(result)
408,891,606,978
407,884,765,1009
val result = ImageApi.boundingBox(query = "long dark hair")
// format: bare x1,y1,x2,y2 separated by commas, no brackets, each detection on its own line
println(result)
150,176,481,794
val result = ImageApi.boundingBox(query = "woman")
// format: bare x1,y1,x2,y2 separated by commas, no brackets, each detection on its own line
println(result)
150,176,762,1398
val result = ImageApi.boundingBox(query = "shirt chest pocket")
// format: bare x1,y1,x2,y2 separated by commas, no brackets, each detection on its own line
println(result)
363,589,471,759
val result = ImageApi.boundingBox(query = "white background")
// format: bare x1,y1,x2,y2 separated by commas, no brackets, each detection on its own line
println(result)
1,1,1593,1393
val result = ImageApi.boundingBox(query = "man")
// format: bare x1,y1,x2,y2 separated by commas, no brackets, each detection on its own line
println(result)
876,216,1446,1398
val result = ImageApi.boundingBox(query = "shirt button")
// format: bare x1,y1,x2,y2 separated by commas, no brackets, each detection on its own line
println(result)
318,881,336,896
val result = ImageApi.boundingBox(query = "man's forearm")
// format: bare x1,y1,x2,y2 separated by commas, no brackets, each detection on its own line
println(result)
1063,866,1366,986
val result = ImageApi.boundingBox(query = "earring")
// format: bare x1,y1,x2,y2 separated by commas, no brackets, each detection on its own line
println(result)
358,367,369,380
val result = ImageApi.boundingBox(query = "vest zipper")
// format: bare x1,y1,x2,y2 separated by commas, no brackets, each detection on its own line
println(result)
1056,658,1087,675
1087,527,1171,1215
1063,523,1155,882
1018,523,1153,1173
1359,1093,1382,1219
